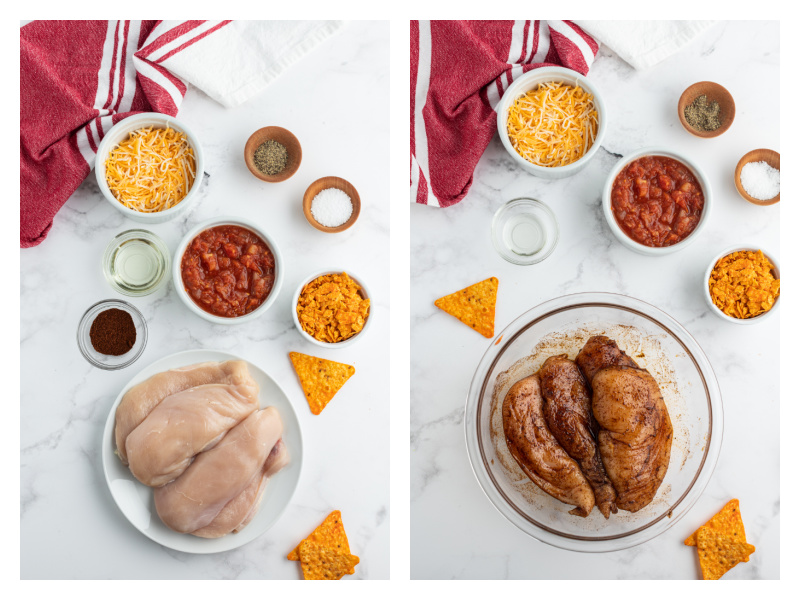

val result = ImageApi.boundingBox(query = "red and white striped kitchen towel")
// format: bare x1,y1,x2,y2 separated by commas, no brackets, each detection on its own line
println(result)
20,20,342,247
411,20,598,208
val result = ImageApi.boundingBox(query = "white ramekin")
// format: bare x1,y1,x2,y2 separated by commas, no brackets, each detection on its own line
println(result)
602,147,712,256
292,270,371,349
95,112,205,224
497,66,607,180
703,246,780,324
173,216,283,325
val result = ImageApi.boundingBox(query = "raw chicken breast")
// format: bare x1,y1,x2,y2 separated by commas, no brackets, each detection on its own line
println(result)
125,382,260,487
115,360,256,464
192,440,290,538
154,407,284,534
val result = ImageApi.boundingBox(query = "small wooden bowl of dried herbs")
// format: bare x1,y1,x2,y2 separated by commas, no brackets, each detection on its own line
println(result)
678,82,735,138
245,126,302,182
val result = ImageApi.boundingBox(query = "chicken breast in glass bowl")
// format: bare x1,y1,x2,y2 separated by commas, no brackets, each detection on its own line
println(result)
464,292,722,552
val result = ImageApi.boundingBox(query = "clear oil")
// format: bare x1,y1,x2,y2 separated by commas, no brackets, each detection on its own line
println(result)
110,238,166,294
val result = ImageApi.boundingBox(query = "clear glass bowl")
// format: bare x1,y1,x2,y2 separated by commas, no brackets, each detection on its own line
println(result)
464,292,723,552
76,299,148,370
103,229,170,296
491,198,559,265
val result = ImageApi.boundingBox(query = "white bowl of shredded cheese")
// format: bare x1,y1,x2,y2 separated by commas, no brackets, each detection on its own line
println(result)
497,67,607,180
95,113,205,223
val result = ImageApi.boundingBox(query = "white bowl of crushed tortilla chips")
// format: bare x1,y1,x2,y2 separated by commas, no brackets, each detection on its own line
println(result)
292,270,371,349
95,112,205,223
703,246,780,324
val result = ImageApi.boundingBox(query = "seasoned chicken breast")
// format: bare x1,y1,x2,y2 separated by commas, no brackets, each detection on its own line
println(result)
575,335,639,386
539,355,618,518
502,374,595,517
125,381,259,487
591,366,673,512
154,407,284,535
115,360,257,464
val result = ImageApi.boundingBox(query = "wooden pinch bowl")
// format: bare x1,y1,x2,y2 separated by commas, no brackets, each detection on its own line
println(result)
678,81,735,138
244,126,302,183
302,176,361,233
735,149,780,206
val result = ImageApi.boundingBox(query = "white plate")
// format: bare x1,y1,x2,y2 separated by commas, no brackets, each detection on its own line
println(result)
101,349,303,554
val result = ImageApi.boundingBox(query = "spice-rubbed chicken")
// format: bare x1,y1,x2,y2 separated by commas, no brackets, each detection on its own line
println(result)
539,355,618,519
576,336,673,513
503,374,595,517
574,335,639,386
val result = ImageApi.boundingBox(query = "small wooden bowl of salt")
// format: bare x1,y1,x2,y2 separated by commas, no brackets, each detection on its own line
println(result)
302,176,361,233
735,149,780,206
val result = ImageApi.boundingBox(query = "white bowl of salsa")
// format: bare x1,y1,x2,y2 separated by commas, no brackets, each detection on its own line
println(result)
172,216,283,324
602,148,712,256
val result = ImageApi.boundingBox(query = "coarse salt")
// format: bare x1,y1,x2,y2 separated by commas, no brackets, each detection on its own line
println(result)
740,161,780,201
311,188,353,227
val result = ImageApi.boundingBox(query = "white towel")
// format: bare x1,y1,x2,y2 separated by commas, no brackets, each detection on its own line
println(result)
575,21,716,70
161,20,344,107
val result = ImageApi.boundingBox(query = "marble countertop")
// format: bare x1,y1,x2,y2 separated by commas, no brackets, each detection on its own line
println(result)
21,20,389,580
411,20,779,579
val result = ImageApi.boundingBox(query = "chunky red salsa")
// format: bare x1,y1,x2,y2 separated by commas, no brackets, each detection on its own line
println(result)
611,156,704,247
181,225,275,318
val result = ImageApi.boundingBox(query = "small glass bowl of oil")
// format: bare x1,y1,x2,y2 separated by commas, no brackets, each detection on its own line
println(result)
103,229,170,296
491,198,559,265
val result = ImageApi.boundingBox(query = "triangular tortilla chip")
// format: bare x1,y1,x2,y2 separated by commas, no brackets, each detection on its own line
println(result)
298,540,360,580
434,277,498,338
289,352,355,415
288,510,352,561
696,528,755,580
685,499,750,560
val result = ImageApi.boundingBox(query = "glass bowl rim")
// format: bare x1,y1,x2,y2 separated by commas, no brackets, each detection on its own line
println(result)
464,291,723,552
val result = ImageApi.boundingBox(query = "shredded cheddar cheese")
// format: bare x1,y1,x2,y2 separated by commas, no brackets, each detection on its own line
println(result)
506,82,598,168
105,126,196,213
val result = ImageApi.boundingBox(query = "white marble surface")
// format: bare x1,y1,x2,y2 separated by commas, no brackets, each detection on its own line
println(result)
20,20,389,579
411,20,779,579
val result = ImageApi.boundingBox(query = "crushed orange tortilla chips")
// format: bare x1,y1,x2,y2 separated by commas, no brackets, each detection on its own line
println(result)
296,272,370,343
288,510,359,580
289,352,355,415
709,250,780,319
434,277,498,338
685,499,755,579
696,528,755,580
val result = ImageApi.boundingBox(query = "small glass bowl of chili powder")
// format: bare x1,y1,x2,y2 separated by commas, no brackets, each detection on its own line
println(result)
77,299,148,370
